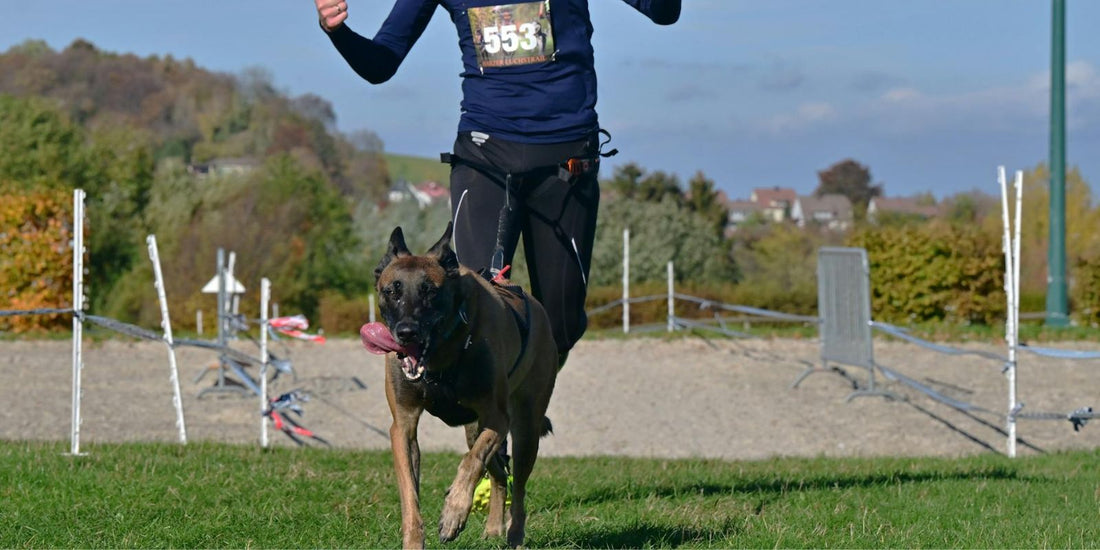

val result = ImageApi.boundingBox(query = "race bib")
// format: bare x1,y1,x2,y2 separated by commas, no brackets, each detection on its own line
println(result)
468,1,555,69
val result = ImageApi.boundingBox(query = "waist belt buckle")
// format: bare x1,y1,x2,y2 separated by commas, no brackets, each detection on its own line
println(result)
565,157,598,178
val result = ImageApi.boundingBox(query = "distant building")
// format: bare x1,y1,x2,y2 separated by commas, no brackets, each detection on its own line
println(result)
724,200,763,229
187,157,259,178
750,187,798,222
791,194,854,231
867,196,940,223
388,179,450,209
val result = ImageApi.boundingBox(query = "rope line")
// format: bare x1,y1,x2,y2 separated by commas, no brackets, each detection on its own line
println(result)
674,294,819,323
81,314,163,342
1019,345,1100,360
872,321,1009,362
877,364,997,415
0,307,75,317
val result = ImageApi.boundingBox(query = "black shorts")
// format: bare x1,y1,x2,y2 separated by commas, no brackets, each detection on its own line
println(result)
448,131,600,354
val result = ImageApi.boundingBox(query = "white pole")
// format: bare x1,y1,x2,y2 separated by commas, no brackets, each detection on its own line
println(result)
196,309,203,336
260,278,271,448
368,294,376,324
1010,170,1023,457
998,166,1017,458
667,261,675,333
69,189,86,456
147,235,187,444
622,228,630,334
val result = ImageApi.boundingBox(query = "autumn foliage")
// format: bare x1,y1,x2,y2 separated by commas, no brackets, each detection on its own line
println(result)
0,187,74,332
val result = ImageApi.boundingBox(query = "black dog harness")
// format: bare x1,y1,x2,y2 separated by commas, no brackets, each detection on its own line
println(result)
418,275,534,427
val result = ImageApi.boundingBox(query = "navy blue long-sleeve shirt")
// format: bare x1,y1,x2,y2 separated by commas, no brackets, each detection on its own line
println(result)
327,0,680,144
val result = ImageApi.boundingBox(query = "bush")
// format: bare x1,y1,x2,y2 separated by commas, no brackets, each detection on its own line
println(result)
1072,256,1100,327
0,186,73,332
847,223,1005,325
318,291,374,335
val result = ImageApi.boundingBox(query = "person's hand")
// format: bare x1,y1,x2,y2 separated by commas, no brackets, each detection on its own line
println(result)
316,0,348,32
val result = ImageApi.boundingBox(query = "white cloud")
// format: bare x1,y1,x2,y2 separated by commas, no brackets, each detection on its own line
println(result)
759,101,838,135
860,60,1100,136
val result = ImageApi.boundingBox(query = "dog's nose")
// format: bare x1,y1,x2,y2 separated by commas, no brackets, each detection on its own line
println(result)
394,321,418,343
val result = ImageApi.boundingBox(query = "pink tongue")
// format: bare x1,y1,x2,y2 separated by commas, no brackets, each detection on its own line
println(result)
360,322,407,355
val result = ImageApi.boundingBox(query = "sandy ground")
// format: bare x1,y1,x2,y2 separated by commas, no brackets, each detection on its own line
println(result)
2,336,1099,460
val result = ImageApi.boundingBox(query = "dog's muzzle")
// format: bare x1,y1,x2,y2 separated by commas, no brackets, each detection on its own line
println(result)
360,322,428,381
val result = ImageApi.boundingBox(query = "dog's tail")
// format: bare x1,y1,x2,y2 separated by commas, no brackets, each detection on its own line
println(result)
541,417,554,437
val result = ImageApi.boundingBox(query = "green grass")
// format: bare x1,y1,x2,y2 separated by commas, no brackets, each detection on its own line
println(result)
385,152,451,185
2,441,1098,548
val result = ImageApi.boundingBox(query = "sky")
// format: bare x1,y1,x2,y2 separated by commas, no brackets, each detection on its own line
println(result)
3,0,1099,201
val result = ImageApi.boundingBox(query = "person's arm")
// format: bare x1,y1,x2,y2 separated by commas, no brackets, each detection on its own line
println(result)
620,0,681,25
314,0,437,85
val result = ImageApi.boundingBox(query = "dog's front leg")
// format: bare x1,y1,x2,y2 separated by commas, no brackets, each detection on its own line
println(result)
438,416,506,543
387,374,425,549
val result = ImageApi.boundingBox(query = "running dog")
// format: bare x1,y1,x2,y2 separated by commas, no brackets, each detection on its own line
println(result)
360,222,558,548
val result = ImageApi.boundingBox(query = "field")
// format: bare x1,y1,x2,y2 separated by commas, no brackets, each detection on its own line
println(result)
385,152,452,185
2,336,1100,547
2,442,1099,548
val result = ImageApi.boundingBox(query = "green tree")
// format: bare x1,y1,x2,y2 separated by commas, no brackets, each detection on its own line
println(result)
0,94,88,190
591,196,736,286
815,159,882,217
684,171,728,237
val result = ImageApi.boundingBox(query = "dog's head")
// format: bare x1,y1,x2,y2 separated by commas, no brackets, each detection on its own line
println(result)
367,222,462,381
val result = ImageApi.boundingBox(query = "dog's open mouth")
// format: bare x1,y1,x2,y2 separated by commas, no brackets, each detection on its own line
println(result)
360,322,427,381
395,345,425,381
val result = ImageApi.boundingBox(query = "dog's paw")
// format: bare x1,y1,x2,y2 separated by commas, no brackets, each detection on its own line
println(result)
438,497,471,542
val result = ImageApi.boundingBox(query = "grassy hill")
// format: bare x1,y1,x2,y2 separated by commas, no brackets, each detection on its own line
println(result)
385,152,451,185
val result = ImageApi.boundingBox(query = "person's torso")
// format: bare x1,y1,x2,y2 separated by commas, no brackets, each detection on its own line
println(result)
437,0,599,143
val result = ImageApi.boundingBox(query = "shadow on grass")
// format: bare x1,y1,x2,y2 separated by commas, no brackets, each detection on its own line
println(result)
565,466,1026,508
536,518,744,549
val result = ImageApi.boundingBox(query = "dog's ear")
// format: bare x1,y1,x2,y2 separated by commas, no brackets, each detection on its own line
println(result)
375,226,411,282
427,221,460,279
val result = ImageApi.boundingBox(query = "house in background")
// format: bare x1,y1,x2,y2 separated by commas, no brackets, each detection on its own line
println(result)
723,199,763,235
750,187,797,222
791,194,854,231
867,196,940,223
388,179,450,209
187,157,259,178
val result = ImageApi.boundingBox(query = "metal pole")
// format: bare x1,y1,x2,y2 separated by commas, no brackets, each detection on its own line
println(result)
216,249,227,387
147,235,187,444
260,278,271,448
667,261,674,332
1046,0,1069,326
623,228,630,334
69,189,86,456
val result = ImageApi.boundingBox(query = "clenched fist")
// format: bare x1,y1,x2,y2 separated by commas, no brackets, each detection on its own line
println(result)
316,0,348,32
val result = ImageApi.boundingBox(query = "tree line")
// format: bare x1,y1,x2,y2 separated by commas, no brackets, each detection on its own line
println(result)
3,39,1100,334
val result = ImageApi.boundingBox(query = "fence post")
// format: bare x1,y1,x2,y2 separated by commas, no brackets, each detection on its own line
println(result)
147,234,187,444
260,278,271,448
69,189,86,456
1000,166,1023,458
369,294,376,324
623,228,630,334
667,261,674,332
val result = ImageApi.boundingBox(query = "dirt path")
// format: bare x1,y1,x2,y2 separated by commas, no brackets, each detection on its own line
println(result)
2,337,1099,459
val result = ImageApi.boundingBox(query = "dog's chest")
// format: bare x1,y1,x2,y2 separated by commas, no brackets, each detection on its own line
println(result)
410,364,489,427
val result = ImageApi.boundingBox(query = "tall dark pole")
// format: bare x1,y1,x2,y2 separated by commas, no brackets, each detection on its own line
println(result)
1046,0,1068,326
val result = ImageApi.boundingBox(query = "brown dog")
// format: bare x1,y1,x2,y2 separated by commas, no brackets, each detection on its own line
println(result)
360,222,559,548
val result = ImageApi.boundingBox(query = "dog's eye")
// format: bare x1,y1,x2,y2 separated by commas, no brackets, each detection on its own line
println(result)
419,282,434,296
